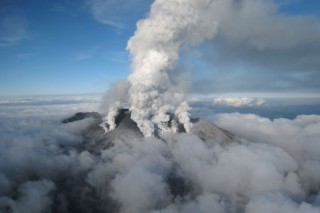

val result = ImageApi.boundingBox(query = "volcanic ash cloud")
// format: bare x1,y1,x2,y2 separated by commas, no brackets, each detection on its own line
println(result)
103,0,226,137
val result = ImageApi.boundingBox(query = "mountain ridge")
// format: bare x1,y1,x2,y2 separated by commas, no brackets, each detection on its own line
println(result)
62,109,235,154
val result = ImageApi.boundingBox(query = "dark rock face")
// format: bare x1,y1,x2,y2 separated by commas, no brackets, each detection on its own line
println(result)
52,176,107,213
64,109,233,153
84,109,143,153
62,110,234,147
62,112,102,124
166,165,192,198
114,108,130,126
191,119,234,145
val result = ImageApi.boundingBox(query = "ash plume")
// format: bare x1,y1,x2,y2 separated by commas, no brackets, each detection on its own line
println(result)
102,0,320,135
103,0,224,136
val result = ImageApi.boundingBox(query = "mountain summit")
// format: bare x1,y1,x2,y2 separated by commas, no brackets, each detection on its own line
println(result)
63,109,235,153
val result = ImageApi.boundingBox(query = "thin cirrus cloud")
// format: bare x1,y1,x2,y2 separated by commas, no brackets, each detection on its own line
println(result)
16,53,33,60
213,97,266,107
87,0,152,29
0,14,28,47
73,49,129,64
74,51,94,61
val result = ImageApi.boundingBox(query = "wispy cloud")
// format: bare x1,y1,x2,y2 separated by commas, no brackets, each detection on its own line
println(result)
74,51,93,61
104,51,129,64
16,53,33,60
73,48,129,63
213,97,266,107
87,0,126,28
50,1,80,17
87,0,151,29
0,14,28,47
73,46,103,61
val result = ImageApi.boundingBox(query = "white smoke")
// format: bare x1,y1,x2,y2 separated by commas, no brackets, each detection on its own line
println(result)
104,0,229,136
102,0,320,132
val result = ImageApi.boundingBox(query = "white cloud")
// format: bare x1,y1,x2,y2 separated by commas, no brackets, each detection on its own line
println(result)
0,95,101,212
212,112,320,194
213,97,265,107
246,193,320,213
0,96,320,212
0,94,101,117
212,113,320,160
87,0,151,28
16,53,33,60
0,11,28,47
74,51,93,61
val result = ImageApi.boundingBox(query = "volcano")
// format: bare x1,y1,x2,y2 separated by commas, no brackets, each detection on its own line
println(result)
63,109,235,153
37,110,234,213
1,108,319,213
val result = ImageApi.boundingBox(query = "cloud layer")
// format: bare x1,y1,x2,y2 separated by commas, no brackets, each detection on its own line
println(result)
1,97,320,212
213,97,265,107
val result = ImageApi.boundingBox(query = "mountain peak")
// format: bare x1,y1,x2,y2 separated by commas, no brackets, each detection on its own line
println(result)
63,109,234,154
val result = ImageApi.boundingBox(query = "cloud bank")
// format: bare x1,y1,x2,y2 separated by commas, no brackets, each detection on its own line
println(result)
213,112,320,162
213,97,265,107
1,97,320,212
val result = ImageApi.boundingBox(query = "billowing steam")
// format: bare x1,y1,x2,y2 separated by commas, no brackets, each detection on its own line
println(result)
103,0,225,136
103,0,320,136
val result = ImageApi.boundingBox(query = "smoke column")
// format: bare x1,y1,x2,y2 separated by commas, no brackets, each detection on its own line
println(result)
104,0,226,136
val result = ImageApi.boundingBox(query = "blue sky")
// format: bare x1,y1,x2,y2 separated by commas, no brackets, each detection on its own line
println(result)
0,0,320,97
0,0,153,96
